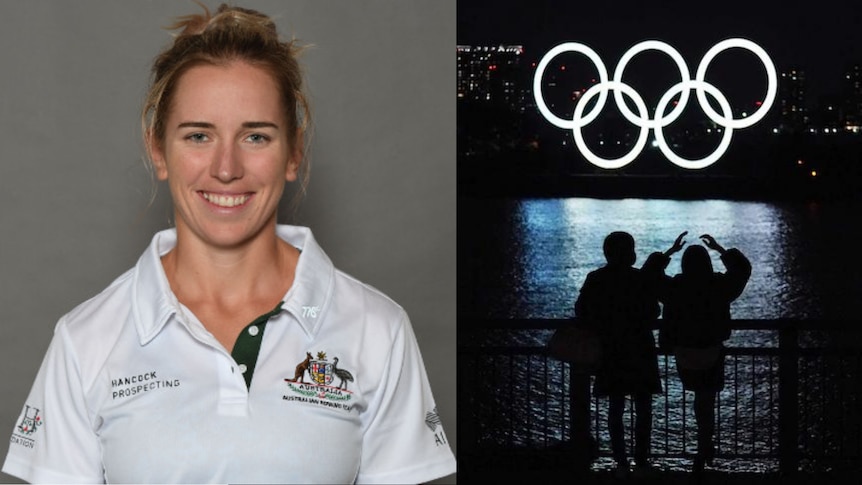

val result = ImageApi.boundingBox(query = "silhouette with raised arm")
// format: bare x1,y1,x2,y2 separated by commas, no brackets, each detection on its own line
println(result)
646,232,752,474
575,231,662,477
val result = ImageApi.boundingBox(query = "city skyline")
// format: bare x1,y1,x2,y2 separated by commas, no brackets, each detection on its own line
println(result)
458,0,862,102
456,1,862,201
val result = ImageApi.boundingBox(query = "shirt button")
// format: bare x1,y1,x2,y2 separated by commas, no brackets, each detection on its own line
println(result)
239,363,248,374
248,325,260,337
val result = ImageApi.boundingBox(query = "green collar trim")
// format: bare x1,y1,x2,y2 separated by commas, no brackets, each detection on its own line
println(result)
231,301,284,390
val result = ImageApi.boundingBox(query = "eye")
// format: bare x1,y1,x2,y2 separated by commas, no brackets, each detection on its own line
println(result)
245,133,270,144
185,133,209,143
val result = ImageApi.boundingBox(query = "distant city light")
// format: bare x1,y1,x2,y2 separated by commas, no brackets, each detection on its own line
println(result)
811,170,818,177
457,41,862,155
797,160,804,165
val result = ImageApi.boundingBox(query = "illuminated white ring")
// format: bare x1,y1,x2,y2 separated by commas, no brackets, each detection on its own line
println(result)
533,38,776,169
572,81,651,169
533,42,609,129
695,38,777,129
653,80,734,169
612,40,691,128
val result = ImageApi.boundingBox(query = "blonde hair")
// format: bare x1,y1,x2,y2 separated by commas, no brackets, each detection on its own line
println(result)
142,2,311,211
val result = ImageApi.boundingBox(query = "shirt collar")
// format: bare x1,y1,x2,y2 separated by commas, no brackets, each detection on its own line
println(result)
131,225,335,345
275,225,335,337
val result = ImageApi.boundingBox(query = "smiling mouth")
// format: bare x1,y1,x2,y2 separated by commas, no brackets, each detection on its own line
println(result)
200,192,251,208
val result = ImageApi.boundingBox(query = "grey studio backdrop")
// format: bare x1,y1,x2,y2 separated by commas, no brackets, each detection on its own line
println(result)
0,1,455,483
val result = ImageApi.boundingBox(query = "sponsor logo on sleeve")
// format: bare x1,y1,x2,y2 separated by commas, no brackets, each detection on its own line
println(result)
426,408,449,447
10,405,42,449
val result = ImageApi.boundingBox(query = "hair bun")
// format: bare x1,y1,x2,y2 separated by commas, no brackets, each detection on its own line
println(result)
169,2,277,39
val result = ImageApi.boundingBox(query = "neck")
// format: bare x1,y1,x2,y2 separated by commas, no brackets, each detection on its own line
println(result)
161,223,298,308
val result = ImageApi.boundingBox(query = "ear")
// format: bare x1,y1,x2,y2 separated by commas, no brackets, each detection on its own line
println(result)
285,129,304,182
146,130,169,181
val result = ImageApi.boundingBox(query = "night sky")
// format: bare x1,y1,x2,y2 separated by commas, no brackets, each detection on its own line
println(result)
458,0,862,103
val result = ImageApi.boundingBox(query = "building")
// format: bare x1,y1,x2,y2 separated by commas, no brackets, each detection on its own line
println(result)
456,45,529,112
777,67,809,134
841,63,862,132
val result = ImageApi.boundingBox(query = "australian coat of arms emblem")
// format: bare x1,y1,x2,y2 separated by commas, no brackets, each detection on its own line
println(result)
286,351,354,389
284,351,356,409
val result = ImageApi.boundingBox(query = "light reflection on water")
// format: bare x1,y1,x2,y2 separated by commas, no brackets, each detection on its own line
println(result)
460,197,862,471
460,197,861,345
471,197,823,320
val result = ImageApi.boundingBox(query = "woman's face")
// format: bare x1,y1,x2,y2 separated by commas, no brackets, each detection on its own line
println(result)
150,61,299,250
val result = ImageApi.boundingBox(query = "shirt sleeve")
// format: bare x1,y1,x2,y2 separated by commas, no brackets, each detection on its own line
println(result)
355,311,456,484
2,320,105,484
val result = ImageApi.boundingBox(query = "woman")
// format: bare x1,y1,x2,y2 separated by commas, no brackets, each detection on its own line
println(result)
2,4,455,483
649,232,752,473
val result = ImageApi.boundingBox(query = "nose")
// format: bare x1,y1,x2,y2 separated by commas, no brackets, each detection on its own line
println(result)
210,141,243,182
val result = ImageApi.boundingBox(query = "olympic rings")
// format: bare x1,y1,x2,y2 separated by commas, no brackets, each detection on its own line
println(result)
533,42,609,129
655,81,735,169
613,40,691,128
573,81,651,169
533,38,777,169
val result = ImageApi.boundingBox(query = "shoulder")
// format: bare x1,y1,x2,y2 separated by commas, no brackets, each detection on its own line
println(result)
643,251,670,271
329,269,408,337
59,268,136,336
322,271,419,392
584,266,609,281
44,267,138,391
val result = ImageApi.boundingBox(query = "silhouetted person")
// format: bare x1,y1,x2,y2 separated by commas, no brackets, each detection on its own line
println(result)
575,231,662,476
648,232,752,474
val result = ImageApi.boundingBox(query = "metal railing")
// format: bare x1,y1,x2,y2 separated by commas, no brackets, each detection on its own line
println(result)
459,318,862,474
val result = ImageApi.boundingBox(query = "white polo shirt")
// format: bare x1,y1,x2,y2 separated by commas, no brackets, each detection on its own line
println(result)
3,225,456,484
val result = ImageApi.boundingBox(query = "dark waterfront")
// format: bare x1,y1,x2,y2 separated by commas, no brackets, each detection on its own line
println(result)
457,191,862,475
457,0,862,480
459,195,862,324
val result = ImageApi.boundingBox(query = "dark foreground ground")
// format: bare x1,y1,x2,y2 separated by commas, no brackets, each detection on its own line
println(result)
457,449,861,484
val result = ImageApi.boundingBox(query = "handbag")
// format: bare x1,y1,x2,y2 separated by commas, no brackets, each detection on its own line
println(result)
547,325,602,371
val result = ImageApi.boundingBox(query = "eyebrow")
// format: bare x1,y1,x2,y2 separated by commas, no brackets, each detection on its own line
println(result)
176,121,280,130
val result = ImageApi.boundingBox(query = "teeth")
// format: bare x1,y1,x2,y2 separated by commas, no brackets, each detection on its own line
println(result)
202,193,250,208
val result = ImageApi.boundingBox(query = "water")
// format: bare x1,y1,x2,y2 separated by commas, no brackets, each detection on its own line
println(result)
459,196,862,471
460,196,861,323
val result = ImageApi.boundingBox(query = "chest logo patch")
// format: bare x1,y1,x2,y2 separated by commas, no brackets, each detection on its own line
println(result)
284,351,355,411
